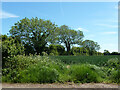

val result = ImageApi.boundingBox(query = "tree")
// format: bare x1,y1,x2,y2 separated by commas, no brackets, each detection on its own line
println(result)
104,50,110,55
56,45,65,55
48,44,59,55
82,40,100,55
9,17,57,55
57,25,84,54
48,44,65,55
111,52,119,55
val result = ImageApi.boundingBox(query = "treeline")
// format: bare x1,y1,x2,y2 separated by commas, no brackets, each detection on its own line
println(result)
2,17,120,56
2,17,101,55
103,50,120,55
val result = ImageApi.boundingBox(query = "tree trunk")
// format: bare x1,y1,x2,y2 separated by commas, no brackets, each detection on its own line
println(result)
65,41,70,55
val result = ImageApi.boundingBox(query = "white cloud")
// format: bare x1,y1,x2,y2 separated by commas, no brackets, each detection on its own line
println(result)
76,27,89,32
102,31,117,35
96,24,118,28
0,11,19,18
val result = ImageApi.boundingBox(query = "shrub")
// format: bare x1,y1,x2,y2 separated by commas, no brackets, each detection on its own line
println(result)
106,58,120,83
19,65,59,83
2,55,65,83
69,64,102,83
42,51,48,56
107,58,119,69
49,53,55,56
2,36,24,68
109,70,120,83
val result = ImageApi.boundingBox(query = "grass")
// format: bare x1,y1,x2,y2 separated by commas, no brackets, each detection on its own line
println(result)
2,55,119,84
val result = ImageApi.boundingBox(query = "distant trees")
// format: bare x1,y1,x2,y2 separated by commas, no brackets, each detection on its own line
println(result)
82,40,100,55
104,50,120,55
71,47,89,56
111,52,119,55
104,50,110,55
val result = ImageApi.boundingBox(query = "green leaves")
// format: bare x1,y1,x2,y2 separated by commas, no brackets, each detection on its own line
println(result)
2,35,24,68
9,17,58,55
57,25,84,53
82,40,100,55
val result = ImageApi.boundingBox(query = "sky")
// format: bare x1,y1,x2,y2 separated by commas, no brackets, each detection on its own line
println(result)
1,2,118,52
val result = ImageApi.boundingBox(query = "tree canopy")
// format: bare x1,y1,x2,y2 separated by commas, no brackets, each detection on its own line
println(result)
82,40,100,55
7,17,103,56
56,25,84,54
9,17,58,55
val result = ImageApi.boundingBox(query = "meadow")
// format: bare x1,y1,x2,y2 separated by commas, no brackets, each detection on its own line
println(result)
2,55,120,84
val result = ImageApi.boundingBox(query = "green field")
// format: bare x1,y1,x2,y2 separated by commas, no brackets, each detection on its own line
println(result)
50,55,118,66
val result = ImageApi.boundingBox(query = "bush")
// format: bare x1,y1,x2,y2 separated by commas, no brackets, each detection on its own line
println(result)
2,55,65,83
19,65,59,83
2,36,24,68
49,53,55,56
109,70,120,83
69,64,102,83
106,58,119,69
106,58,120,83
42,52,48,56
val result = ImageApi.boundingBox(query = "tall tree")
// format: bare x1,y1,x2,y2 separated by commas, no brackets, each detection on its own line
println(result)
9,17,57,55
57,25,84,54
82,40,100,55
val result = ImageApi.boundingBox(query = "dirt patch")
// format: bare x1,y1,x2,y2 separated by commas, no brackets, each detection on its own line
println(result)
2,83,118,88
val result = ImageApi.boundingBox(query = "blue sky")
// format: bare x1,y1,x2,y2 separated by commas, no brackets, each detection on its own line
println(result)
1,2,118,52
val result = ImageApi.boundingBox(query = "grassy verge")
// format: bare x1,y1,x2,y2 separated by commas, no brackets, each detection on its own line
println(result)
2,55,119,84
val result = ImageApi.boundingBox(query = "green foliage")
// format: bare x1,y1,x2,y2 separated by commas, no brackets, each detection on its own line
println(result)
2,55,119,83
48,44,58,56
42,51,48,56
49,53,55,56
2,55,65,83
9,17,58,55
69,64,102,83
24,43,35,55
106,58,119,69
71,47,89,56
2,35,24,68
2,55,37,76
57,25,84,54
19,65,59,83
48,44,65,55
105,58,120,83
56,45,65,55
110,70,120,83
82,40,100,55
104,50,110,55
